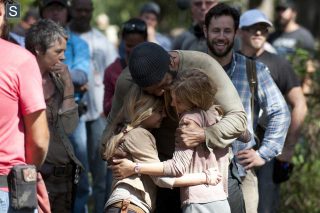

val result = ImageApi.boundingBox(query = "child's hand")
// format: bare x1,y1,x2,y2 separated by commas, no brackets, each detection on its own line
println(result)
204,168,222,186
109,158,135,180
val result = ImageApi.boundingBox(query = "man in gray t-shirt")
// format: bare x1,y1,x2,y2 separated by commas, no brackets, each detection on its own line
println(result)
268,0,315,56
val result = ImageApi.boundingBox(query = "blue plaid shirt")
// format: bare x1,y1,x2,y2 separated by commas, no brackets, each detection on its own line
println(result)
226,52,290,176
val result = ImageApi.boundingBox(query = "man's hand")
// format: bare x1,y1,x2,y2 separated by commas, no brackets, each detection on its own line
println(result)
175,118,205,148
237,149,266,170
276,146,295,163
108,158,135,180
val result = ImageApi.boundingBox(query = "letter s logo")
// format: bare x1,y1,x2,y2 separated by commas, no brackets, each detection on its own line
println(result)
5,4,20,18
9,6,17,17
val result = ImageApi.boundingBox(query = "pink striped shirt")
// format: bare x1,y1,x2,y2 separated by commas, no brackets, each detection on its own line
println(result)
163,107,230,205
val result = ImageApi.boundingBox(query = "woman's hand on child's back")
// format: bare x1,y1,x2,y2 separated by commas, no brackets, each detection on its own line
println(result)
109,158,135,180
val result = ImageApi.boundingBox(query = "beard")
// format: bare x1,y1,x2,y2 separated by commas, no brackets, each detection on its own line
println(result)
207,38,234,58
275,16,290,31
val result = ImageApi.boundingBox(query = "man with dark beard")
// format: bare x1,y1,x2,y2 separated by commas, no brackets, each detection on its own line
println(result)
268,0,315,56
203,4,290,213
268,0,315,94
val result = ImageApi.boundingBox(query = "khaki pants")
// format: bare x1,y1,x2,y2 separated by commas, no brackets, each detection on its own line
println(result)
241,169,259,213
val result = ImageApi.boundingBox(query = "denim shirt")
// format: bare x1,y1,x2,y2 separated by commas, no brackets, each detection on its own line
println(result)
64,29,90,86
226,52,290,176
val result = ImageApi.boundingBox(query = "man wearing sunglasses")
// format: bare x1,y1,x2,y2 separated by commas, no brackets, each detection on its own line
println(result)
268,0,315,95
238,9,307,213
103,18,148,117
268,0,315,57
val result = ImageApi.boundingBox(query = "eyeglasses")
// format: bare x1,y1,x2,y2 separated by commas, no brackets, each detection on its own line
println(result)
242,26,269,35
122,22,147,34
192,0,216,8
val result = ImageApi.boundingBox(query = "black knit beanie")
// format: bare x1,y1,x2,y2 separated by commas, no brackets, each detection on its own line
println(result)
129,42,170,87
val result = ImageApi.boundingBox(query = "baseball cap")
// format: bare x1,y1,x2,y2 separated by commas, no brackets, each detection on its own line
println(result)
140,2,161,18
239,9,273,29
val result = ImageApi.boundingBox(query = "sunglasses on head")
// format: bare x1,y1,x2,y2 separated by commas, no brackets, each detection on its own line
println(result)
122,23,147,34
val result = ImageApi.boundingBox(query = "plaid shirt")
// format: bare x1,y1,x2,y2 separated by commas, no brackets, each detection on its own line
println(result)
226,52,290,176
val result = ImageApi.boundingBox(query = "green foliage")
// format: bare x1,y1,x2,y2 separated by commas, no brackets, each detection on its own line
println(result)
92,0,192,35
287,48,311,78
279,49,320,213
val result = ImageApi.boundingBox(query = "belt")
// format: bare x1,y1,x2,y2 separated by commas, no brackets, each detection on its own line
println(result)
0,175,8,187
40,163,74,177
110,200,145,213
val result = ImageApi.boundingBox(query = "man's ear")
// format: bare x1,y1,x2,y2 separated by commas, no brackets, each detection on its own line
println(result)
203,25,208,38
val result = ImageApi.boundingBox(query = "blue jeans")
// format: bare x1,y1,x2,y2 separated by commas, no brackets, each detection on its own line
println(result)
69,117,90,213
86,117,107,213
257,159,280,213
0,190,37,213
227,159,246,213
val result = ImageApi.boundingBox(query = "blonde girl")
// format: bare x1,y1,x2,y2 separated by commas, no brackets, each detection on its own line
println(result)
101,85,221,213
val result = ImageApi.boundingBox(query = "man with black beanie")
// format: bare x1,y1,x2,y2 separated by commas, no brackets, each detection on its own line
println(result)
107,41,247,212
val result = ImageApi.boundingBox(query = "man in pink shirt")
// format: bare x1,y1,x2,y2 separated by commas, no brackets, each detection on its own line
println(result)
0,0,49,211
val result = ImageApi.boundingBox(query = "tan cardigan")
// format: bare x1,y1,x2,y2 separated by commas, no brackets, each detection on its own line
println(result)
111,127,175,212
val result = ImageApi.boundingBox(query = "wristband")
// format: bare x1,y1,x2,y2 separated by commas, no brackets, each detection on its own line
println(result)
63,95,74,100
134,163,141,176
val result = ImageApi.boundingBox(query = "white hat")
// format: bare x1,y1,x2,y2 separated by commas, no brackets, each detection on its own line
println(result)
239,9,273,28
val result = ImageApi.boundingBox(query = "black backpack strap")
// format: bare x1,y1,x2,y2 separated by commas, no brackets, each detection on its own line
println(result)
246,58,257,124
246,58,260,147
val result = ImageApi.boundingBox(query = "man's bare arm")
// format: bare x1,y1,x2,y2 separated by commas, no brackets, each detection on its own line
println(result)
24,110,50,169
277,87,307,162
